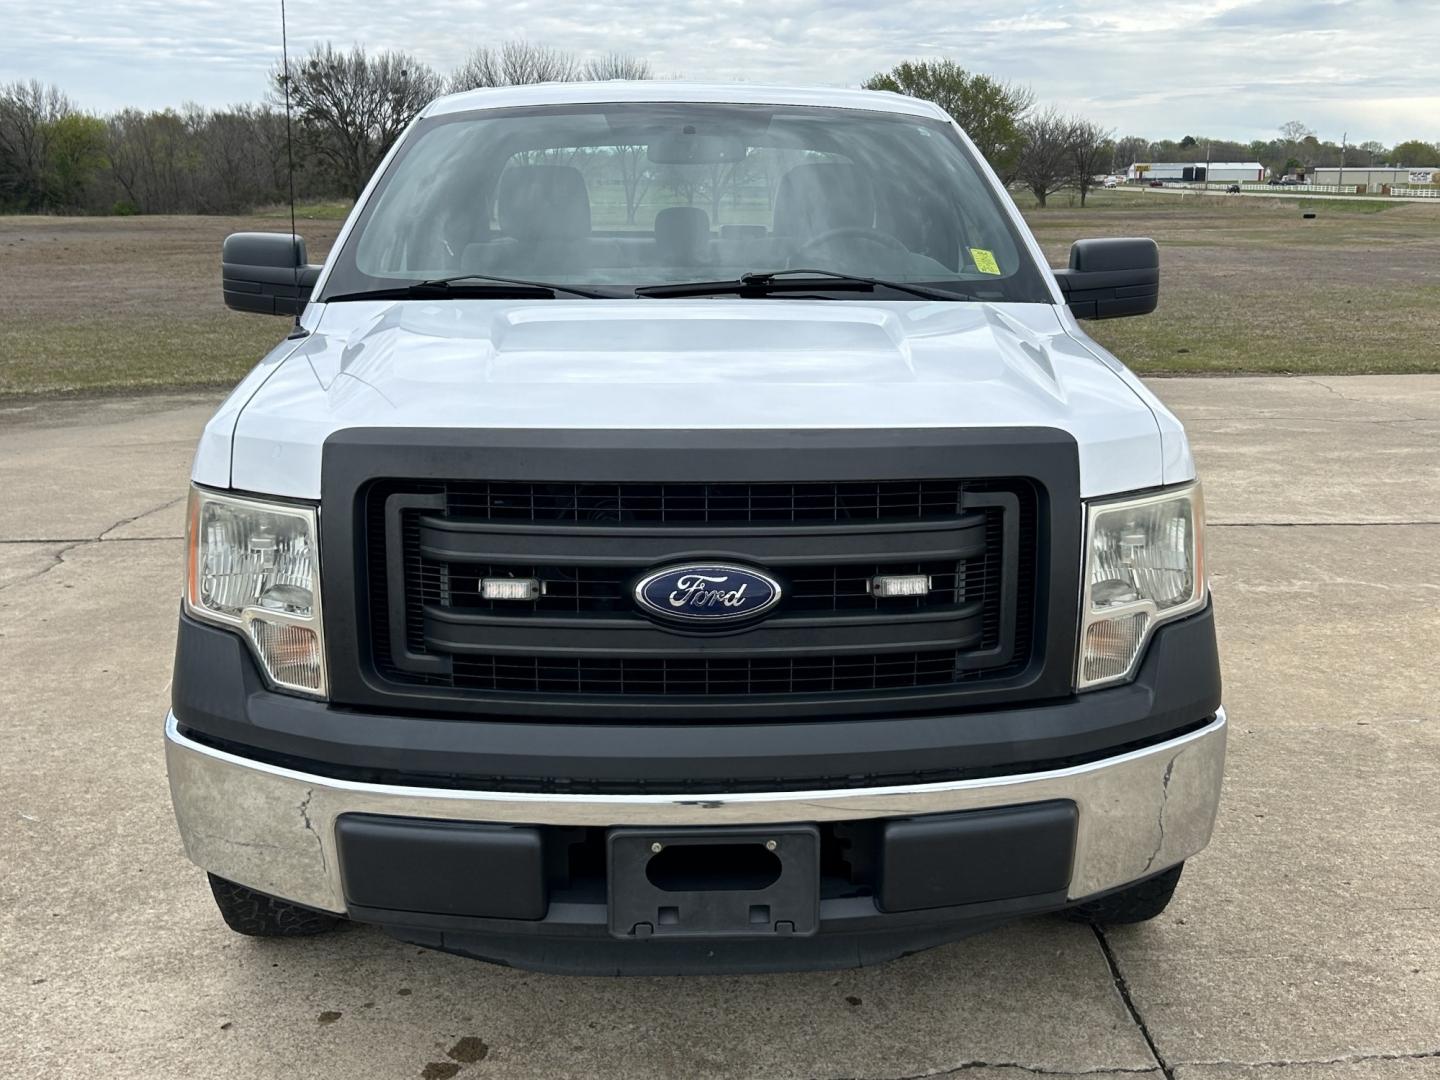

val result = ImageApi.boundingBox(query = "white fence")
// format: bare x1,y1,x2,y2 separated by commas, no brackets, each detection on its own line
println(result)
1140,180,1440,199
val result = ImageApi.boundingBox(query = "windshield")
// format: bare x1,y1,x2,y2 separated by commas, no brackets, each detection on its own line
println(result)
320,102,1052,303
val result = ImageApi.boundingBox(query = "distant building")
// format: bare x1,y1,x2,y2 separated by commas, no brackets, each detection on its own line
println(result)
1310,166,1434,188
1126,162,1266,183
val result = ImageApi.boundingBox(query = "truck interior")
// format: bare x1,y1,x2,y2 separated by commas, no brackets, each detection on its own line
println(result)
339,103,1041,296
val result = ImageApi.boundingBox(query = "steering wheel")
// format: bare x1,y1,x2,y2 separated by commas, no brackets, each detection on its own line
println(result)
791,226,911,262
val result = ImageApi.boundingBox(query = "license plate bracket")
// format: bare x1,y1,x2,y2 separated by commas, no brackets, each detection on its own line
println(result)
607,825,819,939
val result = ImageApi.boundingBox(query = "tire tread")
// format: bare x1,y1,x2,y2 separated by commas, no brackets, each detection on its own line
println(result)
207,874,341,937
1066,863,1184,925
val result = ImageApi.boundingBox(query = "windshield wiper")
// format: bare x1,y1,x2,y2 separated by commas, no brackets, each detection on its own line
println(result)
327,272,613,302
635,268,964,301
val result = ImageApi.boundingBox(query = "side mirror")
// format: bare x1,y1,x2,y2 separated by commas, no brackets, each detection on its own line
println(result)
222,232,322,316
1053,237,1158,320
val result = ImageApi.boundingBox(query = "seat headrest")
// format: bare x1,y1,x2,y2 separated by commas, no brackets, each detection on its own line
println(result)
496,165,591,241
654,206,710,264
772,163,875,237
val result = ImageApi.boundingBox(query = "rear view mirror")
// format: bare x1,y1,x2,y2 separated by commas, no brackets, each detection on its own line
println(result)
648,133,748,165
1053,237,1158,320
222,232,321,316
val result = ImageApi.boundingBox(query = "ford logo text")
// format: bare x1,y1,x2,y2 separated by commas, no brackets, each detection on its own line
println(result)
633,564,783,625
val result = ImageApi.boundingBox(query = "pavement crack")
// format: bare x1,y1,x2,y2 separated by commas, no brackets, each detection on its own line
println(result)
0,541,82,595
819,1064,1160,1080
1209,521,1440,528
1175,1049,1440,1071
0,535,185,545
97,494,187,541
1186,416,1438,426
1293,378,1432,423
1095,925,1175,1080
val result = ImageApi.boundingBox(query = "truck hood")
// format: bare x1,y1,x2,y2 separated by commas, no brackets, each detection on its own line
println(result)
209,299,1180,499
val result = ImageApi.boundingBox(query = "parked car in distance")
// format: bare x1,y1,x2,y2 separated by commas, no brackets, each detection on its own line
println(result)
1226,184,1241,194
1103,176,1121,188
175,81,1225,976
1148,179,1165,187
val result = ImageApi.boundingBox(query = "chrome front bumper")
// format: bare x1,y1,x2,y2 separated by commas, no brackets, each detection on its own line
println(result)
165,709,1227,915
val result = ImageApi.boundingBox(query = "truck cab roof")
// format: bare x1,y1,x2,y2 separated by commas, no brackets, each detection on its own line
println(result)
422,80,951,121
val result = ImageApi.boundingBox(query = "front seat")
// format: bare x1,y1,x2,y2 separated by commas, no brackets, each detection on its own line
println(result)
654,206,711,266
772,162,876,239
463,164,592,276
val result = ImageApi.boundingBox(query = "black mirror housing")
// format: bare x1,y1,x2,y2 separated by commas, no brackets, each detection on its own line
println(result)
222,232,322,316
1053,237,1159,320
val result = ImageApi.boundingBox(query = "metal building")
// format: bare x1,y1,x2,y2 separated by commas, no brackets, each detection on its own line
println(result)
1309,166,1435,188
1126,162,1266,183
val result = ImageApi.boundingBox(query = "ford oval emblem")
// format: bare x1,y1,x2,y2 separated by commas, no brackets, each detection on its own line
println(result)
633,563,783,626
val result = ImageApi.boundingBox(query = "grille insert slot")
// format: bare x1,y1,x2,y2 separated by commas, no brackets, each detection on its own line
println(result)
436,479,978,525
363,477,1039,714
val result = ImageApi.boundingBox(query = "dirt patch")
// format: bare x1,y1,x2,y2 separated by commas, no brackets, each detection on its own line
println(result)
0,213,342,396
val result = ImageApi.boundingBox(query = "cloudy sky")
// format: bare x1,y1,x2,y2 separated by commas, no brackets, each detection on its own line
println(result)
3,0,1437,144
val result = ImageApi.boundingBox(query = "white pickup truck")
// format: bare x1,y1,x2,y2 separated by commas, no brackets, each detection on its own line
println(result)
167,82,1224,975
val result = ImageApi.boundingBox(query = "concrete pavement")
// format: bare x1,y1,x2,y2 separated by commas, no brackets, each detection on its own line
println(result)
2,376,1439,1079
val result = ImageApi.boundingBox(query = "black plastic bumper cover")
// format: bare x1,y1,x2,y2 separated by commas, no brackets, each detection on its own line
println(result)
172,602,1221,792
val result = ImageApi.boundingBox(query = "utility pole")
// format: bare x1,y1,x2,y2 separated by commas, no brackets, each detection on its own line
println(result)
1338,131,1346,191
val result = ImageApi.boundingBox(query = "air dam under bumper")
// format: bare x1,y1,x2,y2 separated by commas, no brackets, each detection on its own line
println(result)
165,710,1226,936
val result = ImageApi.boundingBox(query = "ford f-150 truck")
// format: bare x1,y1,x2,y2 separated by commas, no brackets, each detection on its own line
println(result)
167,82,1224,975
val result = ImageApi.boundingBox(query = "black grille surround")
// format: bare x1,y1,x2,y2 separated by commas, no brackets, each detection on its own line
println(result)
321,428,1083,722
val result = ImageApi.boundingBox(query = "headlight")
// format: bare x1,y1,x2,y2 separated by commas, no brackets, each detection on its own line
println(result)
1077,482,1206,690
184,487,327,697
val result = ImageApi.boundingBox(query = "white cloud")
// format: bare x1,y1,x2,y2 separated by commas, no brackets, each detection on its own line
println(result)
0,0,1436,143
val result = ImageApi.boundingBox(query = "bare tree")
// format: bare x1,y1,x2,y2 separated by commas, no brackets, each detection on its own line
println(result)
105,108,194,212
702,159,744,225
448,42,582,92
236,104,294,201
1015,108,1076,208
1069,118,1113,206
613,144,653,224
584,53,652,81
0,79,74,208
1111,135,1149,175
277,44,441,198
1278,120,1314,144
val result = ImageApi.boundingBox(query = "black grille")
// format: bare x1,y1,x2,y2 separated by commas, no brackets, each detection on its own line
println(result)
364,477,1038,715
436,479,976,524
450,650,979,696
428,558,978,616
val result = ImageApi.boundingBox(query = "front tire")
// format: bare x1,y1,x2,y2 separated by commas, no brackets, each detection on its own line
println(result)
1066,863,1184,926
207,874,342,937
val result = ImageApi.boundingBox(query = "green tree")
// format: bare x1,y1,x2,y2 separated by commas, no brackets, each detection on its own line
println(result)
863,60,1033,175
1390,139,1440,166
43,113,107,208
0,79,73,209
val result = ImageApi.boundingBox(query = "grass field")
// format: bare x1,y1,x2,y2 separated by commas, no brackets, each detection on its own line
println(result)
1023,190,1440,374
2,192,1437,396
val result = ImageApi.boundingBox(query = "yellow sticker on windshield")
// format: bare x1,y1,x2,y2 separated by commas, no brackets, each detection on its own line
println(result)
970,248,1002,275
